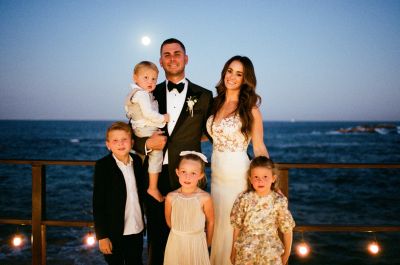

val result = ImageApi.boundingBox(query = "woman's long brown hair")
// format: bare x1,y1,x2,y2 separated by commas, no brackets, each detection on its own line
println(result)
211,55,261,141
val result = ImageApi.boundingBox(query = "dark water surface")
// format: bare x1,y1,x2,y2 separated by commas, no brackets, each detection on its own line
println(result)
1,120,399,264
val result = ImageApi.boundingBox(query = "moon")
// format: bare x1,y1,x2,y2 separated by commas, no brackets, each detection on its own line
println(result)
141,36,151,46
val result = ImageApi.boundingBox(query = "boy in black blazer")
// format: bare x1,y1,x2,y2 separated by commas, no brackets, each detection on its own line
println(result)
93,121,145,265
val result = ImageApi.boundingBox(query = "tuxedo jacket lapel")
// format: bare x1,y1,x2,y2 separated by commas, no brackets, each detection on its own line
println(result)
156,81,167,115
110,157,128,195
154,81,168,137
170,80,201,138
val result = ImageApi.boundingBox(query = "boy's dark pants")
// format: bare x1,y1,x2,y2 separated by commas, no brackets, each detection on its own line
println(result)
104,232,144,265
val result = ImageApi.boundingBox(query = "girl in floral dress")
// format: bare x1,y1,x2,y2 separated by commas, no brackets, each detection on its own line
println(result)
163,151,214,265
230,156,295,265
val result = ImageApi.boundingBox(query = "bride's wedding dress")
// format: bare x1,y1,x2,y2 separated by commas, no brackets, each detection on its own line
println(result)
207,115,250,265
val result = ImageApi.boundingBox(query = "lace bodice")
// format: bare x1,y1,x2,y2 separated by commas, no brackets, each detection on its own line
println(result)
206,115,249,152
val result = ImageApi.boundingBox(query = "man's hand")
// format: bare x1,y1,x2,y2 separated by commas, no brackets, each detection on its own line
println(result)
99,238,112,254
146,130,167,151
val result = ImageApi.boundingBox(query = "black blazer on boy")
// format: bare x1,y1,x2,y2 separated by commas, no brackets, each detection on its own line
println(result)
92,153,145,241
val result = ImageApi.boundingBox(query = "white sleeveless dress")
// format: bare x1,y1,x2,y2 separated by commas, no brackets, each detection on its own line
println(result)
163,192,211,265
206,115,250,265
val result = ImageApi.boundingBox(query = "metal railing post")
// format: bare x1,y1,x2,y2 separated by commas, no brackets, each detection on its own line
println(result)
32,164,46,265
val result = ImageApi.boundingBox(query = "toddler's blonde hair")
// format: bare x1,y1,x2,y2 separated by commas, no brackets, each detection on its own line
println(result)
133,61,159,76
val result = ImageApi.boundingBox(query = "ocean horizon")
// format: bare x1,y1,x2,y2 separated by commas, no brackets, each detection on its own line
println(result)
1,118,399,122
1,120,399,264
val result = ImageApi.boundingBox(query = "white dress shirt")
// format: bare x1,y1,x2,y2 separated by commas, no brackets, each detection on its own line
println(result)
164,78,188,164
113,154,144,235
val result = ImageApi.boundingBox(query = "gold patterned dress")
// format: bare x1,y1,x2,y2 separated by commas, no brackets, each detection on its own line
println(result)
230,191,295,265
163,192,211,265
206,115,250,265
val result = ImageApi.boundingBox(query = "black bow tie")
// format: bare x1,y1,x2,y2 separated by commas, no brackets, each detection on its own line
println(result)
167,81,185,93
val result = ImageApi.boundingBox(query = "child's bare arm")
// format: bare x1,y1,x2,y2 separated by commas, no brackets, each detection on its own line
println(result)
230,227,240,265
281,231,293,265
277,197,295,265
164,193,172,228
203,194,214,247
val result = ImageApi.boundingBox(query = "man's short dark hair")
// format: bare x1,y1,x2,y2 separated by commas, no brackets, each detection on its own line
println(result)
160,38,186,54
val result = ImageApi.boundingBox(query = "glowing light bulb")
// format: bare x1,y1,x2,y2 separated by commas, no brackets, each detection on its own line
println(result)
85,233,96,246
296,242,310,257
12,234,23,247
368,242,380,255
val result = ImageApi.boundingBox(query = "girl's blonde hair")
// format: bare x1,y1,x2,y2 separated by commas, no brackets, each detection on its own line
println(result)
246,156,279,192
177,153,207,188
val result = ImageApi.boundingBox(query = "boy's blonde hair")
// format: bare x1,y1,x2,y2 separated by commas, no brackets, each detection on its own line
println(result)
106,121,132,141
133,61,159,76
247,156,279,192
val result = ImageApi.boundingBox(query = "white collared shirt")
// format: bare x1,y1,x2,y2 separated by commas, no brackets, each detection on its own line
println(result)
113,154,144,235
164,78,188,164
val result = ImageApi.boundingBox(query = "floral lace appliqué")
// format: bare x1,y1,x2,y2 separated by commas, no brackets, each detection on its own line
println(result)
206,115,249,152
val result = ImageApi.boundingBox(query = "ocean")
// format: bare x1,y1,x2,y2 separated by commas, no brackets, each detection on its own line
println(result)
0,120,399,265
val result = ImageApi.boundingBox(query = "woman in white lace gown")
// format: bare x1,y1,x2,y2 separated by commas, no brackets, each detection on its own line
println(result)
207,55,269,265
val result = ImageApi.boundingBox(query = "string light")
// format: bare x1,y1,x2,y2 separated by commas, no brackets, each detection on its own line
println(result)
84,231,96,247
367,241,380,255
4,221,390,259
11,233,24,248
366,232,381,255
296,242,311,257
296,232,311,257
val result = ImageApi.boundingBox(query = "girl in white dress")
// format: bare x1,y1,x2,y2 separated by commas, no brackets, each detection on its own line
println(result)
164,151,215,265
207,56,270,265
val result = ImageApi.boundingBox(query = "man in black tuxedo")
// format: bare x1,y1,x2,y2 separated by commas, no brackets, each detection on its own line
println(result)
134,38,213,265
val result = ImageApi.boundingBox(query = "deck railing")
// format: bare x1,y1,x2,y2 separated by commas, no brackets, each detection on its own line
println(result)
1,159,400,265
